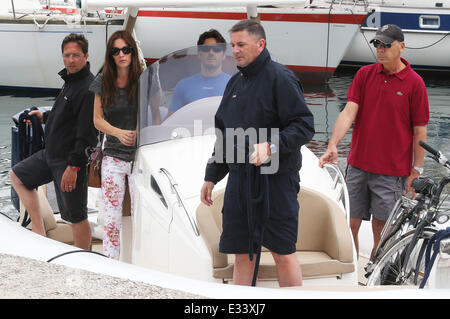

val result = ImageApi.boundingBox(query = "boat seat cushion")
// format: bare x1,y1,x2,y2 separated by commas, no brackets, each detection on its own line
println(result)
19,186,74,244
196,186,355,280
47,221,74,244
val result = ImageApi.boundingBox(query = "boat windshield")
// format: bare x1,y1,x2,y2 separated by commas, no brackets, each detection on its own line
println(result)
138,44,237,147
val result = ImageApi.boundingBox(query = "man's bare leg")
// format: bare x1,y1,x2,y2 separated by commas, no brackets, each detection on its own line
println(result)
72,219,92,250
370,217,386,261
10,170,46,236
233,252,302,287
233,254,257,286
350,217,362,258
272,252,302,287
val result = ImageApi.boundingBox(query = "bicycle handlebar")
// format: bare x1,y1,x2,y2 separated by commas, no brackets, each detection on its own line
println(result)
419,140,450,168
419,140,439,157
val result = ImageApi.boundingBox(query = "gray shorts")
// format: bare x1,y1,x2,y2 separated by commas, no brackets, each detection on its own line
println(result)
12,149,88,224
346,165,407,221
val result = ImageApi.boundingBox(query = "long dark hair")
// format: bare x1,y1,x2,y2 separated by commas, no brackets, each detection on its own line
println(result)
101,30,142,107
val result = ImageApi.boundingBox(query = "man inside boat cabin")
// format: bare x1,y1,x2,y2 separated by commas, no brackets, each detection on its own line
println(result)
10,33,97,250
167,29,231,118
201,19,315,287
319,24,429,261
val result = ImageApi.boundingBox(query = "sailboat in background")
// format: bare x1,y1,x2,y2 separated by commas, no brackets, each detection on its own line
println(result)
1,0,368,90
337,0,450,72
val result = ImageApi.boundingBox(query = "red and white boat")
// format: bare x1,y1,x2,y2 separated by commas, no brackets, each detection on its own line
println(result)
132,4,368,83
0,0,368,90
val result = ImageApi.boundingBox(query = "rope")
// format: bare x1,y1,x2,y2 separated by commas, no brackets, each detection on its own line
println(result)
406,32,450,50
17,106,45,161
419,227,450,288
47,249,107,263
32,13,55,30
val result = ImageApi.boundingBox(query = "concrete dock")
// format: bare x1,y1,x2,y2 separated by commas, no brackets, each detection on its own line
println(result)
0,253,203,299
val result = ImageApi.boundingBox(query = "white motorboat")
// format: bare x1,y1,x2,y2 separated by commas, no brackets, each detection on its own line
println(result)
336,0,450,72
3,45,449,298
0,0,124,90
0,0,368,90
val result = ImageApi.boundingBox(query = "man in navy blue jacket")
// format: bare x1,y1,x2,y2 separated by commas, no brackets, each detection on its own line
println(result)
201,20,315,287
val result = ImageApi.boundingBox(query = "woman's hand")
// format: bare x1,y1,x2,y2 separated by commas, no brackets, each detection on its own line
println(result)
117,129,136,146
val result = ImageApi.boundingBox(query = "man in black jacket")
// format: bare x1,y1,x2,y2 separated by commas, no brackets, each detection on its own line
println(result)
200,20,315,286
10,34,97,250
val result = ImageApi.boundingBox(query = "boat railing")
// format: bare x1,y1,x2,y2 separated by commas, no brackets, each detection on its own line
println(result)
159,168,200,237
323,163,350,223
320,0,370,8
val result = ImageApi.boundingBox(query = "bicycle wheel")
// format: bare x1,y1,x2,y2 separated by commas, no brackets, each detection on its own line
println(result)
376,197,417,256
366,229,437,286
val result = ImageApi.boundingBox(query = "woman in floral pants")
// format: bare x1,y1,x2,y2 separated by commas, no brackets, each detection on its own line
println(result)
101,156,134,259
90,30,142,259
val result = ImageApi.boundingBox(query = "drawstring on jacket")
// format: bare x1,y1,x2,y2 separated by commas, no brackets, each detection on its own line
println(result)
236,137,271,286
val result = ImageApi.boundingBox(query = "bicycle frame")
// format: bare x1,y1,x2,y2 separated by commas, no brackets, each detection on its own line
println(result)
395,141,450,282
366,141,450,286
374,196,423,259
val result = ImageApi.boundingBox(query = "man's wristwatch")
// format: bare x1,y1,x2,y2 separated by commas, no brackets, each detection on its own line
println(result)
413,166,423,174
70,166,81,172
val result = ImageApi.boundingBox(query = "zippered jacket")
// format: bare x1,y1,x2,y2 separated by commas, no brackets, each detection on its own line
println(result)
205,48,315,183
43,63,97,167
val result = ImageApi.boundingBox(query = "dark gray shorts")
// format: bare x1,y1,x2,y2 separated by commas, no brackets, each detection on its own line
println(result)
12,149,88,223
346,165,407,222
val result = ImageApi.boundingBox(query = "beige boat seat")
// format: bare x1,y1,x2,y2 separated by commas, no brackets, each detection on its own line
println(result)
196,186,355,281
19,186,74,244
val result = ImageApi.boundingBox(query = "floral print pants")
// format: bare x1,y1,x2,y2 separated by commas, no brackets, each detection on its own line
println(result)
101,156,134,260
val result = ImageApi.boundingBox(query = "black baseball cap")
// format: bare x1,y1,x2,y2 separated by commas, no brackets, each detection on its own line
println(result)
370,24,404,44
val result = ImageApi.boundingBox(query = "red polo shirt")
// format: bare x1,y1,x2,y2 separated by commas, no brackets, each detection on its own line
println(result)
346,58,429,177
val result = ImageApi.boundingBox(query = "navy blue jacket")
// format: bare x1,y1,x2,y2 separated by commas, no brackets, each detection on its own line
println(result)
43,63,97,167
205,48,315,183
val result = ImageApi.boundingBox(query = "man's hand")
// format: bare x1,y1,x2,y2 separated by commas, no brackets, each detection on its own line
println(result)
61,166,78,192
24,110,43,127
405,169,420,200
250,142,270,166
200,181,215,206
319,145,338,168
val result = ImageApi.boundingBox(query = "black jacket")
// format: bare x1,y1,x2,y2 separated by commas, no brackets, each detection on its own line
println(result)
43,63,97,167
205,48,315,183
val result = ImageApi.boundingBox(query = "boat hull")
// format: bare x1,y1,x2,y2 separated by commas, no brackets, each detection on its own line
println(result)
0,20,123,90
136,8,366,84
341,7,450,71
0,6,367,90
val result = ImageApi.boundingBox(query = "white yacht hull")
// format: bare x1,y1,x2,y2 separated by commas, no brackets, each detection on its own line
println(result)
341,2,450,71
0,4,367,89
0,21,122,90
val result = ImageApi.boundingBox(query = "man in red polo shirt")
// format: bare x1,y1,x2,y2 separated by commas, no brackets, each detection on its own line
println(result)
319,24,429,261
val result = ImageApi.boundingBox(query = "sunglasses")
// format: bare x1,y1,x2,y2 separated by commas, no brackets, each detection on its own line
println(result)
372,40,392,49
111,46,133,56
199,45,225,53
